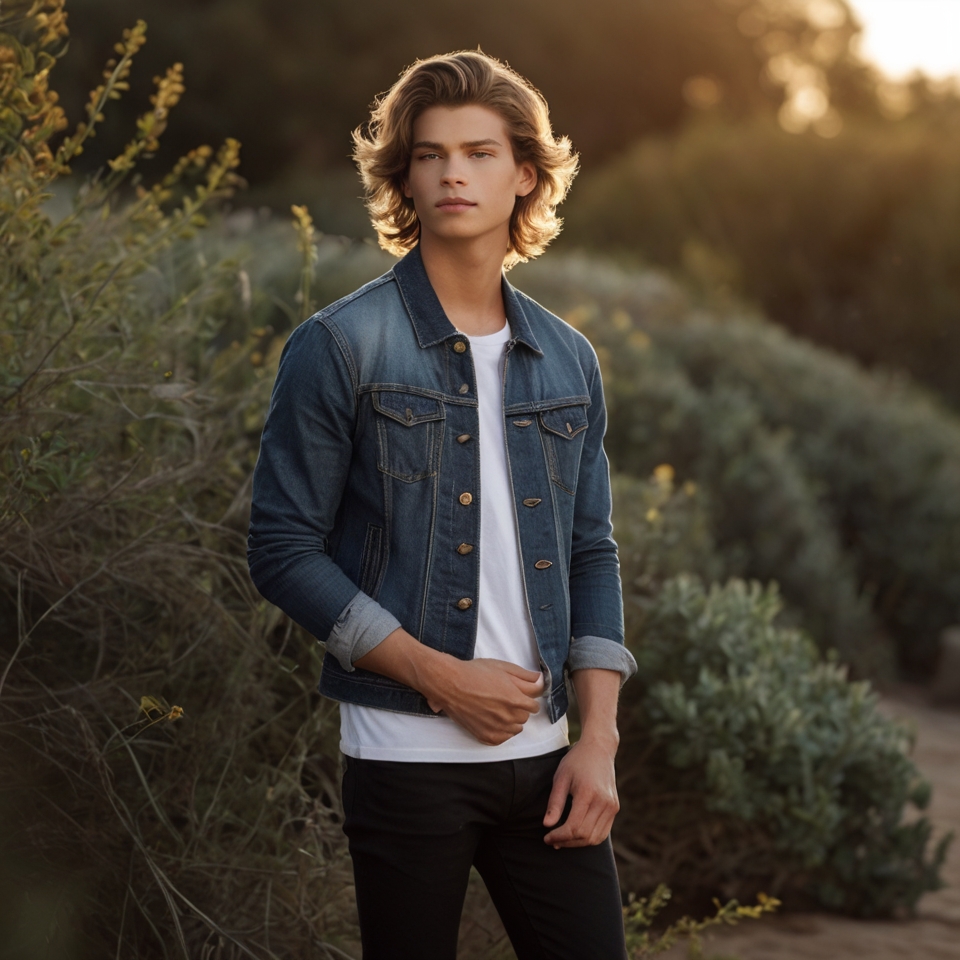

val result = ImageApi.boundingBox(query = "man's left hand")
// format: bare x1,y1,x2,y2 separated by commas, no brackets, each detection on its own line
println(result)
542,734,619,848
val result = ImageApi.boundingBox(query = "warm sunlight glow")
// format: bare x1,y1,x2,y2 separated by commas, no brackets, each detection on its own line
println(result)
847,0,960,80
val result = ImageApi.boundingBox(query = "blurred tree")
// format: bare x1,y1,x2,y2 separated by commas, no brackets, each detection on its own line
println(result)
564,113,960,406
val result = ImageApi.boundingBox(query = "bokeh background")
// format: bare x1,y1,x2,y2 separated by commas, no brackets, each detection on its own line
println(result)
55,0,960,404
3,1,960,958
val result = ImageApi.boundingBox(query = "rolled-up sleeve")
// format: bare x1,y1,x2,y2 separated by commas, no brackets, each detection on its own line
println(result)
247,318,400,671
567,635,637,685
566,349,637,686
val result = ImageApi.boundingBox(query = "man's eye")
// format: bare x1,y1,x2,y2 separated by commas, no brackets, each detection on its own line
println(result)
472,151,491,158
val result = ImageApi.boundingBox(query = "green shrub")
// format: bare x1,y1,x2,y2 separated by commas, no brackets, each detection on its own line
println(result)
611,469,722,651
563,114,960,407
0,8,356,957
615,574,950,917
517,255,960,679
569,302,882,677
649,315,960,679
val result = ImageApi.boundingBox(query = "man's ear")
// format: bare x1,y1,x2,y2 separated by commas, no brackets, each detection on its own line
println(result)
516,160,537,198
402,175,412,200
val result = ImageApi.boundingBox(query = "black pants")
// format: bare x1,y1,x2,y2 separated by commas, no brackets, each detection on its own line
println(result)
341,746,628,960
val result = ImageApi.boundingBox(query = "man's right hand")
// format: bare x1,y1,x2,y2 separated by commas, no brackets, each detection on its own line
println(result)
425,658,544,745
352,628,543,745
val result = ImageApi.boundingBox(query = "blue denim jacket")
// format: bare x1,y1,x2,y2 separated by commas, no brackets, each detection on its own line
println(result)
247,243,636,722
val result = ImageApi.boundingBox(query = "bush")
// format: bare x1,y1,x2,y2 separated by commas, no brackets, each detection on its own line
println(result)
0,8,356,957
517,255,960,679
563,114,960,408
614,574,951,917
567,301,883,677
650,314,960,679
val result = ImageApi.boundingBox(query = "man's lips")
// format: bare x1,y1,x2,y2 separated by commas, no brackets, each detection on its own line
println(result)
436,198,476,208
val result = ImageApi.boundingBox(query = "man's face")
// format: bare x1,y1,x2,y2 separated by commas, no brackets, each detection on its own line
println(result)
403,103,537,249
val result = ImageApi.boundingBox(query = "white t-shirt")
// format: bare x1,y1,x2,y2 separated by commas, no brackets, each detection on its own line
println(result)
339,319,570,761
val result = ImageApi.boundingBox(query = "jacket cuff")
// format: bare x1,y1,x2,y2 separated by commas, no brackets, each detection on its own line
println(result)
567,635,638,687
326,590,402,672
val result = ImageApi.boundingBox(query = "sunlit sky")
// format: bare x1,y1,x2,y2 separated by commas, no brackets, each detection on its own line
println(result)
846,0,960,79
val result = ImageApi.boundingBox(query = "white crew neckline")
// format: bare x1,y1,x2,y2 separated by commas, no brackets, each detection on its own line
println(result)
463,320,510,344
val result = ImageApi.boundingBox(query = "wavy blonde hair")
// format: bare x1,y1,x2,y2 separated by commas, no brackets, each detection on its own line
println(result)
352,50,579,270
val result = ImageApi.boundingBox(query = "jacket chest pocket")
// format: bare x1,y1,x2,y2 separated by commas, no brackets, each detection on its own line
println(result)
373,390,445,482
539,403,589,495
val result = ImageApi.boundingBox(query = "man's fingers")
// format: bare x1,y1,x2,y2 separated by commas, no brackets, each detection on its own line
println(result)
514,675,545,697
545,784,589,843
546,798,618,847
544,797,586,845
542,768,572,828
573,805,605,847
496,661,545,684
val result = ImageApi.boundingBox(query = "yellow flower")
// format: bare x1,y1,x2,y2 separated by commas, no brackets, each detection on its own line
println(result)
653,463,675,486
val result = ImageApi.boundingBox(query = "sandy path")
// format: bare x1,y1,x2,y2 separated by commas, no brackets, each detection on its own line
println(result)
668,690,960,960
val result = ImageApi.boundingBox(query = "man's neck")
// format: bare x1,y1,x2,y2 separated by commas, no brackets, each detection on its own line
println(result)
418,231,509,337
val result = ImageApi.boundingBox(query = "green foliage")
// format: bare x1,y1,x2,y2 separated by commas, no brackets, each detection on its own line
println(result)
54,0,960,410
564,113,960,407
649,313,960,679
0,8,357,958
517,255,960,678
623,884,780,959
561,298,882,678
615,574,951,917
57,0,857,186
611,469,723,655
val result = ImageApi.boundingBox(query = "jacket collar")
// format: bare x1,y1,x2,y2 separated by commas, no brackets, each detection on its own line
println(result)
392,242,544,356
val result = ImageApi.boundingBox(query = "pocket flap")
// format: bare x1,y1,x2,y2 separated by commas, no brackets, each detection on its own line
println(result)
373,390,445,426
539,403,589,439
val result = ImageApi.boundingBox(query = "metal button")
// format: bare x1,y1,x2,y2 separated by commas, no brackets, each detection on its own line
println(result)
459,492,473,505
457,542,473,555
566,422,573,434
514,419,532,427
405,407,413,422
456,434,471,444
453,341,467,354
456,597,473,610
458,383,469,394
522,498,542,507
534,560,553,570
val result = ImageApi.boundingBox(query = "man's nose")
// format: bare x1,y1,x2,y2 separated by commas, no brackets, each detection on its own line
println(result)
440,162,467,186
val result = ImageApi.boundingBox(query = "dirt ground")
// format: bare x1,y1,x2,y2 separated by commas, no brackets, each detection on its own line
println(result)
458,689,960,959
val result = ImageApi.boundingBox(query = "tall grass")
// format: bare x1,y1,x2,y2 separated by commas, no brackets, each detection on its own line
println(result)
1,7,356,957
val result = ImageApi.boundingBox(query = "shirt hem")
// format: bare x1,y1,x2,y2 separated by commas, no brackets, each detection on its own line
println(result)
339,728,570,763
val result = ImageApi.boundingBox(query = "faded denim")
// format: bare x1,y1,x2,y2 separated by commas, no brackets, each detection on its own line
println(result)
247,243,636,722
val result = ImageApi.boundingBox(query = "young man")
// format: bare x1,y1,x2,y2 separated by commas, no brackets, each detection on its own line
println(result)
248,50,636,959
